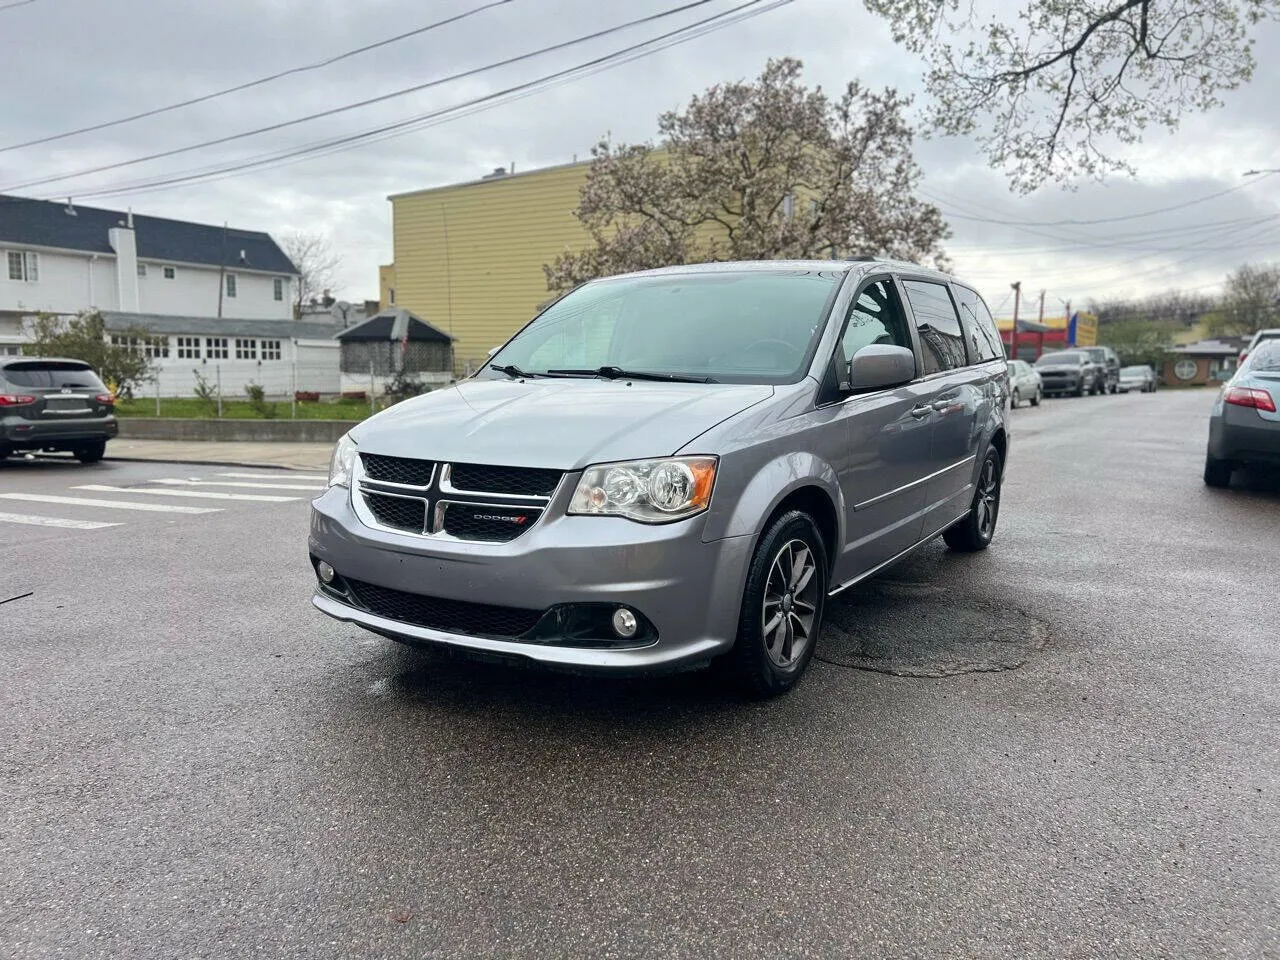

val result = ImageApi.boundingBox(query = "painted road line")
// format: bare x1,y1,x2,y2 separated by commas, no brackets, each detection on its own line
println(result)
217,472,329,482
0,493,221,515
152,478,324,492
76,485,299,503
0,511,120,530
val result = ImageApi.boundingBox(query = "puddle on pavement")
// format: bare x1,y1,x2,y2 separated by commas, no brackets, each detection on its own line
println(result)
820,579,1051,677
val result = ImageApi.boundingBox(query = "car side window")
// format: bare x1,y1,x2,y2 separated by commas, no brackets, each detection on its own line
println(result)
952,286,1004,363
838,278,913,373
902,280,967,374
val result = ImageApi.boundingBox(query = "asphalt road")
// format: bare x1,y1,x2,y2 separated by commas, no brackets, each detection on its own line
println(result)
2,389,1277,960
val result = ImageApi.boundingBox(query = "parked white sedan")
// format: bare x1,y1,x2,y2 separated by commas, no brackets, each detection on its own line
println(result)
1007,359,1043,408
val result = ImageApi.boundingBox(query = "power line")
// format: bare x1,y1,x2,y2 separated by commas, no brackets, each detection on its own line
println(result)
0,0,517,154
1,0,733,193
0,0,40,12
26,0,794,203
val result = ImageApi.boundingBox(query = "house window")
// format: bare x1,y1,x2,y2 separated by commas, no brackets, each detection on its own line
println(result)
235,338,256,360
782,194,796,220
273,278,284,301
205,337,229,360
163,266,176,279
226,273,237,298
110,334,141,354
7,251,38,282
137,263,147,277
261,339,282,361
176,337,201,359
389,288,396,305
144,336,170,359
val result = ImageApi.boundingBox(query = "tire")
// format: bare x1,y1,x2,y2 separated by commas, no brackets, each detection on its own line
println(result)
1011,388,1021,409
943,445,1003,553
1074,383,1085,398
727,510,828,698
1030,388,1041,407
0,443,11,460
1203,454,1233,488
75,441,106,464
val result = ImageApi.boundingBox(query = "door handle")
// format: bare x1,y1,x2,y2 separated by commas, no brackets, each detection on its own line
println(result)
931,395,960,411
909,405,933,418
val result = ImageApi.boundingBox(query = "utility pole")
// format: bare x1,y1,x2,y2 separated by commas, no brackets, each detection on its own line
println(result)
1010,282,1022,360
1037,289,1046,325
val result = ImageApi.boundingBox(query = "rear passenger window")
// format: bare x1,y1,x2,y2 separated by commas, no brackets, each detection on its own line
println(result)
902,280,967,374
953,286,1004,362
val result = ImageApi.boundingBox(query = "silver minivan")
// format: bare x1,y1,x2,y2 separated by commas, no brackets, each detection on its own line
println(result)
310,260,1010,695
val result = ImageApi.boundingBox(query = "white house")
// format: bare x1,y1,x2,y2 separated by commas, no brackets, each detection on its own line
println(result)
0,195,305,375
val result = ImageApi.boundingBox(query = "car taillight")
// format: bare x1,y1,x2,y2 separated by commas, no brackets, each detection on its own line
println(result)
1224,386,1277,413
0,394,36,406
1239,351,1249,363
95,393,115,404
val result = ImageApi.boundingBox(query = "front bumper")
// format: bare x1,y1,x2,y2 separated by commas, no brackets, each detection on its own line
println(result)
308,484,755,674
1,414,117,447
1040,376,1081,395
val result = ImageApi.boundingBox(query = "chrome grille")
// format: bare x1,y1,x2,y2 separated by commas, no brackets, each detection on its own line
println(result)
354,453,562,543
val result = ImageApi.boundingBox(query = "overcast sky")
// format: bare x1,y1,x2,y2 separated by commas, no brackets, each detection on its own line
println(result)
2,0,1278,318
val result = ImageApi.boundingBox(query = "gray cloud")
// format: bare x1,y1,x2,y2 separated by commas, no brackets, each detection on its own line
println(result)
2,0,1278,313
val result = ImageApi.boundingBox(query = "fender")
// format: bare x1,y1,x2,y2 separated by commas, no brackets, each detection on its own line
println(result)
701,450,845,546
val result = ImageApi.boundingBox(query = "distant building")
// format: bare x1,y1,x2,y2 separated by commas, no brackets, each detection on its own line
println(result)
1164,338,1247,386
384,160,591,374
335,308,454,394
0,194,301,371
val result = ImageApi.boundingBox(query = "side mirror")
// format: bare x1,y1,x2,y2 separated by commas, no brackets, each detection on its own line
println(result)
848,344,915,392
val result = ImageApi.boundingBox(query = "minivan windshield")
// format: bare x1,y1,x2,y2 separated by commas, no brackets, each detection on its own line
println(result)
484,270,844,385
2,361,106,390
1036,351,1084,366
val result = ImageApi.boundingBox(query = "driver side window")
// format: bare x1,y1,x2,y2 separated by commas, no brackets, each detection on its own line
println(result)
836,278,914,388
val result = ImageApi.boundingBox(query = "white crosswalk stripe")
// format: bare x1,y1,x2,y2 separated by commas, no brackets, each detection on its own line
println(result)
151,478,324,492
0,510,120,530
217,472,329,482
0,493,221,514
77,484,300,503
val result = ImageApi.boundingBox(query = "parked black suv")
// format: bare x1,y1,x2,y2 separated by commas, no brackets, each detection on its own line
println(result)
1079,346,1120,395
0,358,118,463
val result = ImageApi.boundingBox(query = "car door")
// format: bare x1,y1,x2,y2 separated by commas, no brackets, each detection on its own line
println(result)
821,275,935,584
899,278,995,536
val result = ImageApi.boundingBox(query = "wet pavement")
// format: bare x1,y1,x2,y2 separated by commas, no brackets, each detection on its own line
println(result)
2,389,1278,959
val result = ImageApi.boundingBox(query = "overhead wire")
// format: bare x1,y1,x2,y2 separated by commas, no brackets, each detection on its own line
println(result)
0,0,518,154
0,0,742,193
24,0,795,203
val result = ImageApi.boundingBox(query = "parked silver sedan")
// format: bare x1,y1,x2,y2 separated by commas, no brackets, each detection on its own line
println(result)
1006,359,1042,408
1118,365,1157,393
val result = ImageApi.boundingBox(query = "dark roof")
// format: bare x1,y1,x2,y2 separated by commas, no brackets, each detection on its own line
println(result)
336,308,453,343
102,312,337,341
0,195,298,274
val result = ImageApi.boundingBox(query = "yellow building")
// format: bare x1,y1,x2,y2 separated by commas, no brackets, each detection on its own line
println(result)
385,161,592,373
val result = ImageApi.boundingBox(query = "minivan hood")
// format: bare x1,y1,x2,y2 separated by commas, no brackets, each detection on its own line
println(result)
353,378,775,469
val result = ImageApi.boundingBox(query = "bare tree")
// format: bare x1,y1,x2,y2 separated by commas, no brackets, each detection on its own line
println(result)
865,0,1280,192
544,58,948,291
279,231,342,318
1214,261,1280,335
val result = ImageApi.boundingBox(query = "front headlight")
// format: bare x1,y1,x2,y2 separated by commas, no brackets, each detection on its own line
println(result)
568,456,717,523
328,432,358,488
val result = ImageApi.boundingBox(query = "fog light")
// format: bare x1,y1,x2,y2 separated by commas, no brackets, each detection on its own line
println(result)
611,607,638,639
317,561,335,584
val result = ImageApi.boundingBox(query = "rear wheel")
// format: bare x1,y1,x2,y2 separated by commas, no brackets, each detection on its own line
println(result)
943,445,1002,552
75,441,106,464
727,510,828,698
0,442,11,460
1203,454,1234,488
1011,388,1021,408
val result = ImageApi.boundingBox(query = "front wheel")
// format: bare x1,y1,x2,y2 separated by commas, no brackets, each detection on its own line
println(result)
943,445,1003,552
727,510,828,698
1011,388,1021,409
1030,388,1041,407
75,441,106,464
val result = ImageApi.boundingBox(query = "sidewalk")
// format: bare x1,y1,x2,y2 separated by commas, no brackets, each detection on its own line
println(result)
106,438,332,471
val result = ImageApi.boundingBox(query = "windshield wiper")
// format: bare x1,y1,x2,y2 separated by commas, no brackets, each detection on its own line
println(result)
546,365,717,384
489,363,547,379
